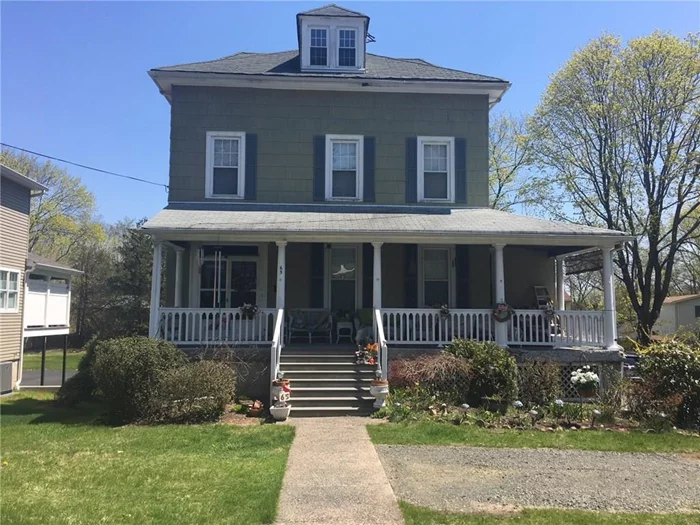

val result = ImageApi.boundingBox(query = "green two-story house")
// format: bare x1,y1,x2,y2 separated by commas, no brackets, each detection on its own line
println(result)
143,5,631,412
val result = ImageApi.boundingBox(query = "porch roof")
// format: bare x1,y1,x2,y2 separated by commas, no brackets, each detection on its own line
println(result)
143,203,632,247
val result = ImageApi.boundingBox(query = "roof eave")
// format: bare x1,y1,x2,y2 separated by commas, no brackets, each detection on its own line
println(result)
148,69,511,107
0,165,48,193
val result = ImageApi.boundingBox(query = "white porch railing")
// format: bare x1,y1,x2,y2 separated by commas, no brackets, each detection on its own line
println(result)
158,308,277,345
25,280,71,328
380,308,606,348
381,309,495,345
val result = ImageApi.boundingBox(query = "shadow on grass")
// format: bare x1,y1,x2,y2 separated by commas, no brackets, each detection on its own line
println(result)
1,397,105,426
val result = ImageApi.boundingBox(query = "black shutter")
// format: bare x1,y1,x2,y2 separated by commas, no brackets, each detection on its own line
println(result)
363,137,375,202
244,133,257,200
455,245,470,308
405,137,418,203
313,136,325,202
404,244,418,307
362,243,373,308
455,137,467,204
310,243,325,308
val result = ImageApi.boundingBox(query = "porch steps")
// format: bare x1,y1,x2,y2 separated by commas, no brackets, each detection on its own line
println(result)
279,349,377,417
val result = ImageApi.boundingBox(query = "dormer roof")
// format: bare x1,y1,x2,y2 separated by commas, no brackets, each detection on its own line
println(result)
298,4,369,19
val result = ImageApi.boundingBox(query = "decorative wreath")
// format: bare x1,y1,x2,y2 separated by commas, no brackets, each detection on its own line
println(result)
492,302,514,323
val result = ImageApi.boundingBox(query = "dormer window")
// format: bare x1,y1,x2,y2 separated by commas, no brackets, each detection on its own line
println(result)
310,28,328,66
338,29,356,67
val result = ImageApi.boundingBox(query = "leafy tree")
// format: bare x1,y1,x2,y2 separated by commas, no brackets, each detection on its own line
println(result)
529,32,700,343
488,113,540,211
0,149,98,261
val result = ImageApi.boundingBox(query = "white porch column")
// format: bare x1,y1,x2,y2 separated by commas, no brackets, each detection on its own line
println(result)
372,242,383,309
148,241,163,338
556,258,566,311
601,246,620,350
174,248,184,308
276,241,287,309
493,244,508,348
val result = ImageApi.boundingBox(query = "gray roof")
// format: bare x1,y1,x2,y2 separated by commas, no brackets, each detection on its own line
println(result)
143,203,631,243
298,4,368,18
27,252,82,275
152,50,507,83
1,164,47,193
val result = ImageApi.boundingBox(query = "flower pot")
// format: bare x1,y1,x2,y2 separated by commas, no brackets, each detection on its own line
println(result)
270,404,291,421
577,385,597,398
369,380,390,409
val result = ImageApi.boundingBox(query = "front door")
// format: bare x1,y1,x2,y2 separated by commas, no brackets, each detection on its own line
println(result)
199,257,259,308
329,245,360,312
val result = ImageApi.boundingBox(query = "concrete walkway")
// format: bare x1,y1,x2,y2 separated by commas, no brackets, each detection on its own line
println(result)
276,418,404,525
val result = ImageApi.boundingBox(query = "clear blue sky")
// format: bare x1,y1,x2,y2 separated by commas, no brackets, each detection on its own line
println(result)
2,1,698,223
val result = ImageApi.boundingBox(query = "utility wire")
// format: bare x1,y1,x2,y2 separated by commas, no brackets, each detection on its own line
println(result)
0,142,169,190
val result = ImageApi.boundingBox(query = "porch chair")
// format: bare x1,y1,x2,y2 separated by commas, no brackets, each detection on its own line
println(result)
287,309,333,344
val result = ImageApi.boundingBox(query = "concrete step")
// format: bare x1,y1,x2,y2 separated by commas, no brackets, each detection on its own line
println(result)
290,406,375,417
292,396,374,408
280,362,374,372
280,370,376,380
288,378,373,388
292,386,372,397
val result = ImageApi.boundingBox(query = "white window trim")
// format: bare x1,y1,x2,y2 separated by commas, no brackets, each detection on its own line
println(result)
308,24,331,68
336,27,358,69
325,134,364,202
417,246,456,308
205,131,246,199
417,136,455,203
0,267,21,314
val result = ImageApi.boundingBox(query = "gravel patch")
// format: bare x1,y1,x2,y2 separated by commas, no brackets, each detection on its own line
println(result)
377,445,700,513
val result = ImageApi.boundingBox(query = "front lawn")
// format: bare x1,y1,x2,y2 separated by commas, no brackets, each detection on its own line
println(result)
401,502,700,525
0,392,295,525
22,349,85,371
368,421,700,453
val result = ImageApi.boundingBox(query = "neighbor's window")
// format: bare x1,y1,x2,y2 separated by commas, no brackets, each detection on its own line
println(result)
0,270,20,313
206,132,245,198
310,28,328,66
417,137,454,202
338,29,356,67
422,248,450,307
326,135,363,200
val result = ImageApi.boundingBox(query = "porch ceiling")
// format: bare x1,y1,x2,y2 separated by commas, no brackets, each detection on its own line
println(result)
142,203,633,247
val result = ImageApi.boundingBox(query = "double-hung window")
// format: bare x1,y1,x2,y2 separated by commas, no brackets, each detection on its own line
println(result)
310,28,328,66
205,131,245,199
326,135,363,201
417,136,455,202
338,29,356,67
0,269,20,313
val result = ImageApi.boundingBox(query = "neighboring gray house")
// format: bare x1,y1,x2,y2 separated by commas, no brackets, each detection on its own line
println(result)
143,5,632,412
657,294,700,336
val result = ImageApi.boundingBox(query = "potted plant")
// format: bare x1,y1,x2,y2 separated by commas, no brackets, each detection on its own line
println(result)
492,302,514,322
355,342,378,365
269,401,291,421
369,376,390,408
435,303,450,318
239,303,259,320
570,366,599,398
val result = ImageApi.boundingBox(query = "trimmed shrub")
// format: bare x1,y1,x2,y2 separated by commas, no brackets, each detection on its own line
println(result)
55,337,101,407
91,337,187,424
518,361,561,407
150,361,236,423
444,339,519,404
389,353,471,405
637,340,700,429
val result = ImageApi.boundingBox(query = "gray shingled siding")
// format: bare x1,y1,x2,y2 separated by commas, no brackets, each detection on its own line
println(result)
168,86,489,207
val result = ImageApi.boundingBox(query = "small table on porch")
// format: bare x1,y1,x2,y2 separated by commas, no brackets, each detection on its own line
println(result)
336,321,354,343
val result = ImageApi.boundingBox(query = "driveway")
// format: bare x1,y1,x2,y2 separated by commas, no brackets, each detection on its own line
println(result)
22,370,77,387
377,445,700,513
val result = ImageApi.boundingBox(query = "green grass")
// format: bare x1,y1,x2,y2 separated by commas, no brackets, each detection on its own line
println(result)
0,392,295,524
368,422,700,453
22,349,85,371
400,502,700,525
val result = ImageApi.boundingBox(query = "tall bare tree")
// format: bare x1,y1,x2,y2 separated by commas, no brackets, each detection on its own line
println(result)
529,32,700,343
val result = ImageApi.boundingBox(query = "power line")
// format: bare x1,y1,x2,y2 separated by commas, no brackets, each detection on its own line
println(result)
0,142,169,190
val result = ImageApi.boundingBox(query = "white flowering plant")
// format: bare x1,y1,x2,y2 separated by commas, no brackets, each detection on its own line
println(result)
570,366,599,389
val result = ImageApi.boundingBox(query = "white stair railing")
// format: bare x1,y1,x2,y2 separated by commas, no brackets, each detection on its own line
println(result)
270,308,285,385
374,308,388,380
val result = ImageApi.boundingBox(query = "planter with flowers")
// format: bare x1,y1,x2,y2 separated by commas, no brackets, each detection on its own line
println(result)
492,302,514,323
571,366,599,398
239,303,259,320
370,376,390,409
270,378,292,421
355,342,378,365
